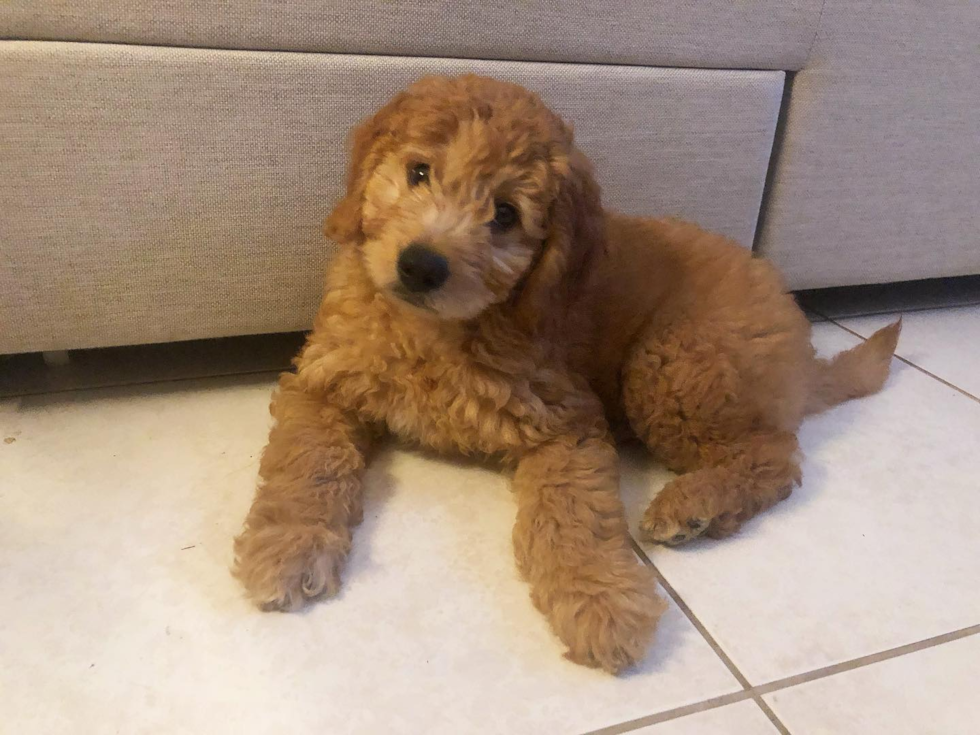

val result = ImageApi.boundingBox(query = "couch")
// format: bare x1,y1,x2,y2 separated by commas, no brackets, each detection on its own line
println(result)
2,1,978,354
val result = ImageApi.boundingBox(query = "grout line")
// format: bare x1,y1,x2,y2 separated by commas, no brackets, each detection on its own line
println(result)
629,537,754,689
814,311,980,406
891,354,980,404
750,622,980,699
601,536,980,734
754,697,792,735
587,621,980,735
627,537,794,733
581,689,755,735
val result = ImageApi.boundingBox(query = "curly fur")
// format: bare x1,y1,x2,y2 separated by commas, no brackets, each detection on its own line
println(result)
233,75,900,673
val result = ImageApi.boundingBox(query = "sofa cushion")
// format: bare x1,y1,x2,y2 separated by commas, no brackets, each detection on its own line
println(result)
755,0,980,288
0,41,783,353
1,0,821,71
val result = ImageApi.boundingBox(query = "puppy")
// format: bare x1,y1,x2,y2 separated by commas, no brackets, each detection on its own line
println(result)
233,75,900,673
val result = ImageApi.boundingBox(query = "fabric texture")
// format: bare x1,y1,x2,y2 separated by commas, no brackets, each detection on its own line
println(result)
755,0,980,288
0,0,821,71
0,41,783,353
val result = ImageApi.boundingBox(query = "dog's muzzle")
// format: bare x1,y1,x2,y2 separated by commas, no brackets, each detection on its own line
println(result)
397,243,449,293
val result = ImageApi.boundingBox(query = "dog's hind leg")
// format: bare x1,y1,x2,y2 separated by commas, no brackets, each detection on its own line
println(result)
638,431,800,543
622,323,802,544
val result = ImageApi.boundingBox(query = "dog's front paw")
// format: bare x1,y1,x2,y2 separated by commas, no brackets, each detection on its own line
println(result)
233,524,351,611
548,564,666,674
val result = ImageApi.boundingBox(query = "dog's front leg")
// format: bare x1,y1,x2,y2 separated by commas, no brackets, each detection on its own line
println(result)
512,430,665,673
233,373,371,611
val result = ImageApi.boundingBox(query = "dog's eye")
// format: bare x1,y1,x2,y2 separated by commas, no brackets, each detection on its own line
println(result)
407,162,430,187
491,202,519,231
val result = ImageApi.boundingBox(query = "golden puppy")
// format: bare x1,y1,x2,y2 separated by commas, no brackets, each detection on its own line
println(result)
233,75,900,673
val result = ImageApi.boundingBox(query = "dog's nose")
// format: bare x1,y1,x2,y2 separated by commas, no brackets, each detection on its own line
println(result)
397,243,449,293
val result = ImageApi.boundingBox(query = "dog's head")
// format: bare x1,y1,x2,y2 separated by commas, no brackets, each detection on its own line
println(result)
325,75,603,326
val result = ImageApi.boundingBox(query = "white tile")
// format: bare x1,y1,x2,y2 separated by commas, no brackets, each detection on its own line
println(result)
838,305,980,398
765,634,980,735
0,377,738,735
633,700,779,734
623,321,980,683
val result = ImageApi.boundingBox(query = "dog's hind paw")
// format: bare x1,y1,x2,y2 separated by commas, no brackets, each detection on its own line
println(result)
639,473,718,546
640,513,710,546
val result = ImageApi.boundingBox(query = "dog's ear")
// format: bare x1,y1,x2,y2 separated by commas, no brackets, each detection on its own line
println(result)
513,148,604,333
324,97,402,245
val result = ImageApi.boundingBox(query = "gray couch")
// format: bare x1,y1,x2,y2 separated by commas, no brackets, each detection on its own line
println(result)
2,1,978,354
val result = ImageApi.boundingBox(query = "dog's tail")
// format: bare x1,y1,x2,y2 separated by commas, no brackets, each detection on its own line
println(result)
805,319,902,415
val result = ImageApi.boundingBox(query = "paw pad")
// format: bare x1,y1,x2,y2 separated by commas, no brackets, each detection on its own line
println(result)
640,515,711,546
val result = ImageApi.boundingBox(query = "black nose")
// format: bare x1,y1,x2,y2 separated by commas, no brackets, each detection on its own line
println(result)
397,243,449,293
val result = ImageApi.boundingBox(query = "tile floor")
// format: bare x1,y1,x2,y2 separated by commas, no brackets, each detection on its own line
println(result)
2,301,978,735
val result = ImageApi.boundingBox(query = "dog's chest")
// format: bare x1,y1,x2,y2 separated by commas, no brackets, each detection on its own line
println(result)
382,342,541,455
310,320,561,457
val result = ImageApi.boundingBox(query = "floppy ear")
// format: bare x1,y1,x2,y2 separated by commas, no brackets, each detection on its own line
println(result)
323,96,402,245
513,148,605,332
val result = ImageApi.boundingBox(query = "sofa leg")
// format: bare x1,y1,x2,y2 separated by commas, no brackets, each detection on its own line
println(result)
42,350,71,367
